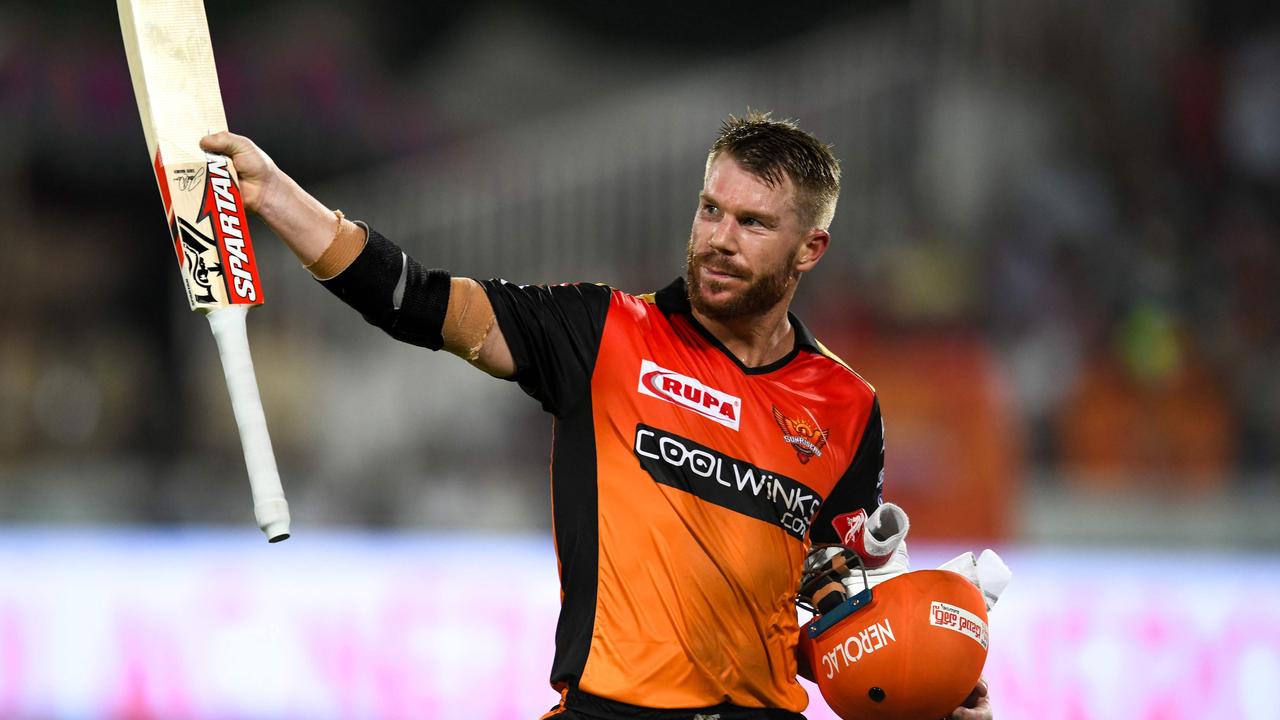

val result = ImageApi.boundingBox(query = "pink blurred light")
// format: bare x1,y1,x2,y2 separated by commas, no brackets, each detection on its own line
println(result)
0,534,1276,719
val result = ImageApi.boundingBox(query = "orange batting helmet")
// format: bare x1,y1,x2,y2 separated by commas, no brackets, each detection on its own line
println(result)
799,569,989,720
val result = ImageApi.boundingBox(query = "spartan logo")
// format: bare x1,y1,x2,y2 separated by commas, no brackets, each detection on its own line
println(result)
177,217,226,306
199,153,258,302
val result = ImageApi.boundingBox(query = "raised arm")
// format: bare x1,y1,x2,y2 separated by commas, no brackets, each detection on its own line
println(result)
199,132,516,377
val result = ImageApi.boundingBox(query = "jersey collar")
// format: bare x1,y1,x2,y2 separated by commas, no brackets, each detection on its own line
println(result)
654,277,821,374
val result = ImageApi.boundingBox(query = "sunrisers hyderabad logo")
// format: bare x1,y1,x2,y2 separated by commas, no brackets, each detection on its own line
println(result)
772,405,829,464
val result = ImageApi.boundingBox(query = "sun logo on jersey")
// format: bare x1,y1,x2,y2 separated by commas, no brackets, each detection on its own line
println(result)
772,405,829,464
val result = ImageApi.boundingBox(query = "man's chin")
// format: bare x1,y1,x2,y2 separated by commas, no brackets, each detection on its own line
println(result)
690,288,744,320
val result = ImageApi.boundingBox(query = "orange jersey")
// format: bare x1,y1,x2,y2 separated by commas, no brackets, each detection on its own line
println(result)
484,278,884,716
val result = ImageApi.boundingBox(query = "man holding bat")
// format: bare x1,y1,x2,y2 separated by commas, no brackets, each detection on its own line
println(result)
201,114,992,720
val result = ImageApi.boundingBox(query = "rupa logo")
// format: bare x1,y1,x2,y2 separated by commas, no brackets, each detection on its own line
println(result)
636,359,741,430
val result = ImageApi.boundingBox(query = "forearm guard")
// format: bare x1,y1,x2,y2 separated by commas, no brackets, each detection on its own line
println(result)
318,227,451,350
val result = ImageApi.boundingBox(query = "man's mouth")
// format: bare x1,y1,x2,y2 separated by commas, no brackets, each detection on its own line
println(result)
699,261,746,283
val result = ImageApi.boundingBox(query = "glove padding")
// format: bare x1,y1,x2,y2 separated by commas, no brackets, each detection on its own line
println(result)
800,504,912,613
838,502,911,592
938,548,1012,610
831,502,910,569
801,503,1014,615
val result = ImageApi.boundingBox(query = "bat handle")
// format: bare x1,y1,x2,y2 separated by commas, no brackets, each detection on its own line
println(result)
206,305,291,542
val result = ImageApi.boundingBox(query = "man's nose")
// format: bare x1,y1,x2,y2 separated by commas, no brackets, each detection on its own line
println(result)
708,218,738,253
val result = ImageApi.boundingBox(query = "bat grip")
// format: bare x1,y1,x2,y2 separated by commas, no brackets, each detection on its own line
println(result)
206,305,291,542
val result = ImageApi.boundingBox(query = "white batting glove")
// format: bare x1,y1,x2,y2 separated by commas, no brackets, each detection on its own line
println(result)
939,548,1012,609
832,503,911,593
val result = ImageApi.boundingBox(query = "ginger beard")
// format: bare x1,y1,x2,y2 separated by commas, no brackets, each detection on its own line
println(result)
685,238,800,322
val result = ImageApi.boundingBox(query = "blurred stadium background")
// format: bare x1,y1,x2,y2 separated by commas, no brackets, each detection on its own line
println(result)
2,0,1278,717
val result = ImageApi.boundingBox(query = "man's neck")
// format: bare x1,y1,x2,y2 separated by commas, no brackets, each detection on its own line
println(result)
691,302,796,369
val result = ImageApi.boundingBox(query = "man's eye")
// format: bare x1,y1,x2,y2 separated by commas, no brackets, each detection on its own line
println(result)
742,217,760,227
702,203,718,215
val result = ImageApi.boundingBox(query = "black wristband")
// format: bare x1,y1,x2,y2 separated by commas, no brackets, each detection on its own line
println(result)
318,227,451,350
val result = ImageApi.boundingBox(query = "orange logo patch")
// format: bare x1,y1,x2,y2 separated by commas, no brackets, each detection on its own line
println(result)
772,406,829,464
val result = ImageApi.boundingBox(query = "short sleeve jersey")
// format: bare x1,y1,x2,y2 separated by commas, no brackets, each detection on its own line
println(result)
483,277,884,713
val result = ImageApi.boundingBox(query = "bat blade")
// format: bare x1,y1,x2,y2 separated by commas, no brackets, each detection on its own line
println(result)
119,0,290,541
118,0,263,311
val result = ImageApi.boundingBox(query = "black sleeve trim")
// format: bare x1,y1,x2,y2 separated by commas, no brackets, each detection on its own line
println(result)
810,396,884,544
480,280,613,416
318,228,451,350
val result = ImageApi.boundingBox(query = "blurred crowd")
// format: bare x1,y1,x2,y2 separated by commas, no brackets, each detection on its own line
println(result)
990,1,1280,490
0,0,1276,539
822,0,1280,494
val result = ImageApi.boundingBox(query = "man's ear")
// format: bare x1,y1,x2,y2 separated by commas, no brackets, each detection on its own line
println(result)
795,229,830,273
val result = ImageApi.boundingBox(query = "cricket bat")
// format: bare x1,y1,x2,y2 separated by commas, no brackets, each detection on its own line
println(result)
118,0,290,542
